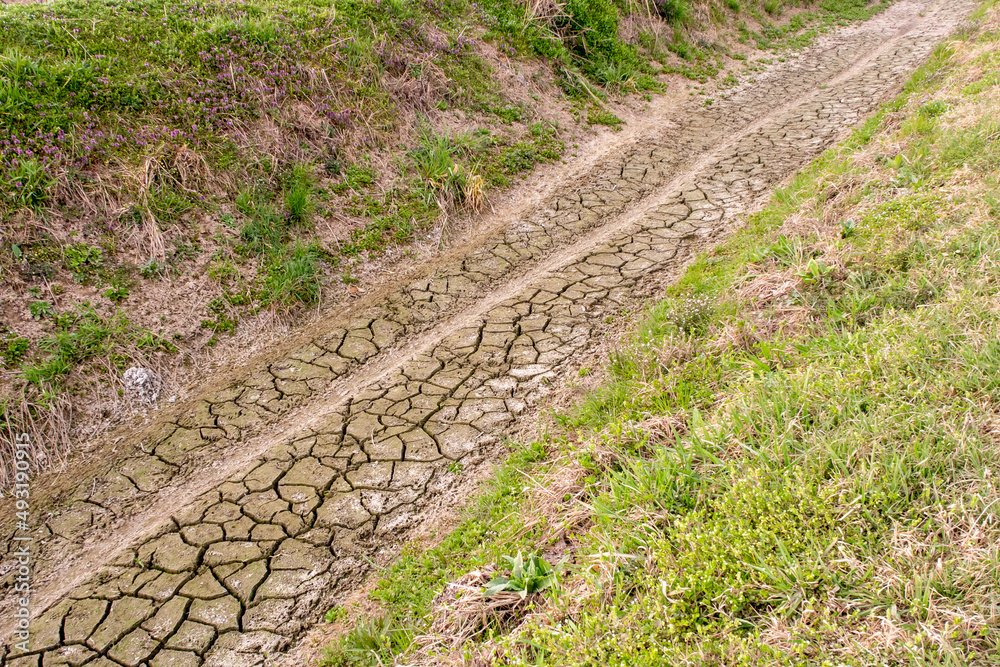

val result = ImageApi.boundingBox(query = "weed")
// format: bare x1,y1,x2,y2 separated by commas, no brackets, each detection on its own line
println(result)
104,271,135,303
840,218,857,239
586,107,623,128
285,164,315,226
319,615,411,667
261,242,324,307
2,158,52,208
139,259,164,279
1,332,30,369
484,553,558,599
324,607,346,624
62,243,104,284
344,163,376,191
794,256,833,284
409,127,482,206
201,297,237,337
238,207,285,257
28,301,53,320
21,303,168,387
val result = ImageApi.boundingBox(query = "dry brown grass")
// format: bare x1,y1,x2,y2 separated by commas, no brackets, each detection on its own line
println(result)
517,456,591,545
409,568,540,661
0,392,72,490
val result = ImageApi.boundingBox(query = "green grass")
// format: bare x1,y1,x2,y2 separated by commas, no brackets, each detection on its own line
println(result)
21,303,173,386
261,242,325,307
318,5,1000,666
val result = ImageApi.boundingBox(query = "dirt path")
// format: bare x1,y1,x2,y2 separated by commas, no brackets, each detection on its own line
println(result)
0,1,976,664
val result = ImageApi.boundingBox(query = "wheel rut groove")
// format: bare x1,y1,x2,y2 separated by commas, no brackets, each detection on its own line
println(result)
0,1,975,664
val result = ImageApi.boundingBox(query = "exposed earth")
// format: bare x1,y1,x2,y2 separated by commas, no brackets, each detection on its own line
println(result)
0,1,978,665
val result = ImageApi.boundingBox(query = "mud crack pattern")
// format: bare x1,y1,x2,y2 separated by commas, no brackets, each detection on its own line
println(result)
0,2,975,665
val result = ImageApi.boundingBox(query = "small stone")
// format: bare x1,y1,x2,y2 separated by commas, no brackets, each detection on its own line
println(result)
123,366,161,404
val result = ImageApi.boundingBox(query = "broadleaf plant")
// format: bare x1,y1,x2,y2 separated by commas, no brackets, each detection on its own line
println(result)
484,552,558,600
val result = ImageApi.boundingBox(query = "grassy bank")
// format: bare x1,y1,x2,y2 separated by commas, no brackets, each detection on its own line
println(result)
318,2,1000,665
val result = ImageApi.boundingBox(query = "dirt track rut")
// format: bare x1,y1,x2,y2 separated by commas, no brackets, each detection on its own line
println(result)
0,1,976,664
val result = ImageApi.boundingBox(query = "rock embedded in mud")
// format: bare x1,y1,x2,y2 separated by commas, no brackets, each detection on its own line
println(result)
123,366,162,405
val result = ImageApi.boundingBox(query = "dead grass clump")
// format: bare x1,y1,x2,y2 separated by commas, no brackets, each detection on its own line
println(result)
411,568,540,656
386,57,449,116
521,0,567,24
518,456,591,544
653,330,701,370
172,145,218,193
124,148,219,262
636,412,688,445
0,392,72,490
705,315,776,354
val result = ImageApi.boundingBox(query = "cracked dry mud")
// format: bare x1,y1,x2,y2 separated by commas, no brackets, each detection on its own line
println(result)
1,2,976,664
